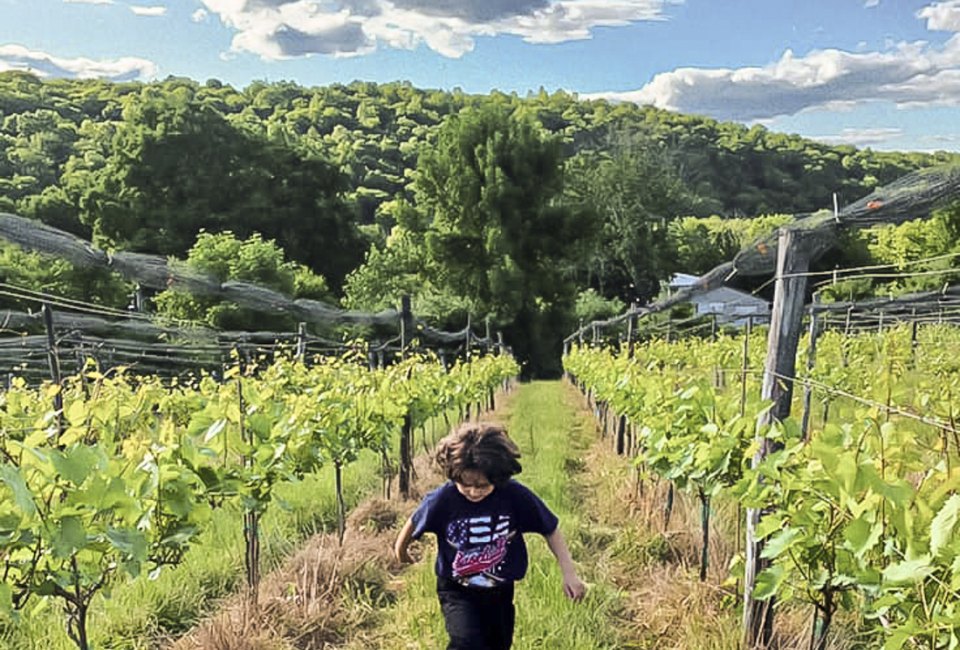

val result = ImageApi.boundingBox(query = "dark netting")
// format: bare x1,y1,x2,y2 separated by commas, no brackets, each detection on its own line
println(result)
0,310,37,330
0,215,406,329
419,323,470,344
222,281,297,314
108,251,222,295
0,213,108,268
733,163,960,277
812,284,960,315
839,164,960,228
291,299,399,326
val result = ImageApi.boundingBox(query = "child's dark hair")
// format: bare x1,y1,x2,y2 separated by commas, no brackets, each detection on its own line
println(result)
435,422,522,486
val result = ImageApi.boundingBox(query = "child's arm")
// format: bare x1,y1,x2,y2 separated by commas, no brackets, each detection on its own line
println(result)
545,528,586,601
394,516,416,564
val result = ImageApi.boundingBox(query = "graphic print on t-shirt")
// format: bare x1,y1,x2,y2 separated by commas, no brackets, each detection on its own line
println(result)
445,514,513,587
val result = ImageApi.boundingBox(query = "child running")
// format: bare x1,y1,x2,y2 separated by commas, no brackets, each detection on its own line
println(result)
394,421,586,650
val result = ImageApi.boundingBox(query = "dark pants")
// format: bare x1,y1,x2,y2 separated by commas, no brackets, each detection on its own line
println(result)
437,576,515,650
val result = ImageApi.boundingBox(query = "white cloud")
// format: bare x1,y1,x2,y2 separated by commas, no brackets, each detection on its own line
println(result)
919,1,960,31
585,7,960,123
63,0,114,4
130,5,167,16
0,44,157,81
864,0,880,7
192,8,209,22
199,0,674,59
810,127,902,146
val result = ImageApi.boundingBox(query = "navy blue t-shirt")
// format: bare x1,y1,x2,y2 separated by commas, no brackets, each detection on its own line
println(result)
410,479,559,588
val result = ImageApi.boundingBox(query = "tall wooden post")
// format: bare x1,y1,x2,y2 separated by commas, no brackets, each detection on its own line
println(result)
400,295,413,358
744,228,812,648
296,322,307,361
399,295,415,499
465,314,472,361
800,294,821,440
42,303,64,440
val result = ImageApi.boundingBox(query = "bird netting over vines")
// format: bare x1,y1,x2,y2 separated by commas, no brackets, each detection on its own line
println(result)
0,212,398,328
567,163,960,341
731,163,960,277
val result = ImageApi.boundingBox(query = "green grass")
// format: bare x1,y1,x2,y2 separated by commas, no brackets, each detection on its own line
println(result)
354,381,624,649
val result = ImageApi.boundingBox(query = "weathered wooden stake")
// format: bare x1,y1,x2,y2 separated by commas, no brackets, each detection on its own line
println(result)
42,303,64,440
400,295,413,358
744,228,812,648
800,294,821,441
296,322,307,361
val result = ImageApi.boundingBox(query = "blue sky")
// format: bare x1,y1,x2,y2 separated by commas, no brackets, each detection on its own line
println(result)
1,0,959,152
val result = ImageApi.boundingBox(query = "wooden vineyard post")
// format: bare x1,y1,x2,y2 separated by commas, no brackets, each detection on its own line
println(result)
296,322,307,361
400,295,413,357
740,317,753,418
910,311,919,369
800,294,821,441
399,296,414,499
236,359,260,605
744,228,813,648
615,414,627,455
42,303,64,440
735,315,753,598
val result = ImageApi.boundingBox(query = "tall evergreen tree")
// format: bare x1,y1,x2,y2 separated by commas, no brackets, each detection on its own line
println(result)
415,102,594,377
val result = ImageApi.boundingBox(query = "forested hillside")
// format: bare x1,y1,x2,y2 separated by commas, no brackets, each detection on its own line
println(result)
2,71,959,374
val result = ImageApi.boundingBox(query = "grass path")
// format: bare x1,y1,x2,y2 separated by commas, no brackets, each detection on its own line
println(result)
339,380,628,649
161,379,749,650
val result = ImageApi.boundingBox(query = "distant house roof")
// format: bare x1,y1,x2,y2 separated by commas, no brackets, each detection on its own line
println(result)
669,273,700,289
691,286,769,308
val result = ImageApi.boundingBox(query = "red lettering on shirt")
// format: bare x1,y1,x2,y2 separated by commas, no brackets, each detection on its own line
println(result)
451,536,509,577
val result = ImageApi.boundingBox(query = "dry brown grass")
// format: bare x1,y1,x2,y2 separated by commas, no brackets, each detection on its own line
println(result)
168,500,404,650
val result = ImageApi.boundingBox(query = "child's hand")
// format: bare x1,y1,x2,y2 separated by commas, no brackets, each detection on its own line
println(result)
394,544,414,564
563,571,586,602
393,544,416,564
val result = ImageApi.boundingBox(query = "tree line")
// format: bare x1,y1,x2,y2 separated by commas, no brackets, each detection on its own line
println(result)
1,71,958,375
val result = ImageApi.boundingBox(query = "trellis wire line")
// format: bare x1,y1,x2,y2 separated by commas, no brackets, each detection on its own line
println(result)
0,289,161,323
766,368,960,439
779,250,960,280
0,281,153,321
811,266,960,290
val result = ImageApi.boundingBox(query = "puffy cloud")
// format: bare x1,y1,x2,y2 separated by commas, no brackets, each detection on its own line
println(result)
192,8,209,21
0,44,157,81
586,24,960,122
810,127,903,147
199,0,672,59
864,0,880,7
919,1,960,31
130,5,167,16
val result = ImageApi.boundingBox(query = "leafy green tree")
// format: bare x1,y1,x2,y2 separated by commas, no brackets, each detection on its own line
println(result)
668,214,794,276
574,288,625,323
414,103,592,376
153,231,331,330
566,134,689,302
77,89,362,289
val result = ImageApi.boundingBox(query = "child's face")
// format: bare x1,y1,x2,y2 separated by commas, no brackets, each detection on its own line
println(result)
454,469,494,502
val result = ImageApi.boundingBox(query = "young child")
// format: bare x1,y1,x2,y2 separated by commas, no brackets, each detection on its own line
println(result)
394,421,586,650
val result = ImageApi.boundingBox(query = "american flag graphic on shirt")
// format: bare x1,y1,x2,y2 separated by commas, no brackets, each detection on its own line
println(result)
446,515,512,587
